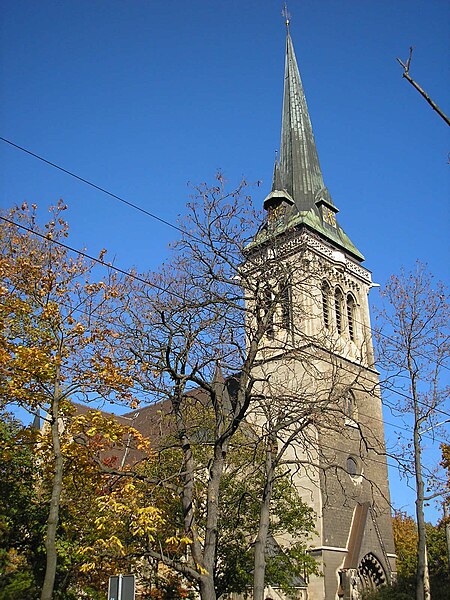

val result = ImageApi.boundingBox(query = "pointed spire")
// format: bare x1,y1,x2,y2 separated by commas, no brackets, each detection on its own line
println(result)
271,156,283,192
32,407,41,430
279,26,328,212
263,155,294,210
252,15,365,263
212,361,232,415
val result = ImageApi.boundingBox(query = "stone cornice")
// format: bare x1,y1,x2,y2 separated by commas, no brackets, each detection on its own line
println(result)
246,228,372,286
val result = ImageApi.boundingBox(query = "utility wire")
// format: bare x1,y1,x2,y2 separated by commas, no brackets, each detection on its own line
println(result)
3,140,448,497
2,218,449,421
0,215,187,302
1,135,448,374
0,135,200,241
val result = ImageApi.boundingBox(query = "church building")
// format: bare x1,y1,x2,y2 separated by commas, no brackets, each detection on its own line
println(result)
82,16,398,600
243,16,397,600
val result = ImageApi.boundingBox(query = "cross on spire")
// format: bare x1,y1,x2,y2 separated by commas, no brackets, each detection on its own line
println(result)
282,2,291,28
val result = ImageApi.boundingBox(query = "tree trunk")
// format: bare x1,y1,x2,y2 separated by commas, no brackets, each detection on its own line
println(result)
41,381,64,600
201,442,226,600
253,488,272,600
444,503,450,576
412,380,430,600
253,435,277,600
199,575,216,600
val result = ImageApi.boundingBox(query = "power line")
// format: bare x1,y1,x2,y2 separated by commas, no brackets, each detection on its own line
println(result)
2,217,448,422
2,135,448,374
0,215,186,302
0,135,198,241
3,140,447,504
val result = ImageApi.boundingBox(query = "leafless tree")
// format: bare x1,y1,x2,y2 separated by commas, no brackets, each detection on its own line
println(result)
376,262,450,600
117,176,392,599
397,47,450,127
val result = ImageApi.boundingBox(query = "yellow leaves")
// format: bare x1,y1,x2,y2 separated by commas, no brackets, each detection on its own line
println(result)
165,535,193,546
41,301,60,322
79,561,97,573
68,414,161,574
103,535,124,552
135,433,151,453
71,322,85,335
196,563,209,575
0,346,12,364
91,354,134,391
122,481,137,495
132,506,163,538
84,427,100,437
78,482,164,570
12,345,55,382
165,536,179,545
180,536,193,545
392,512,419,579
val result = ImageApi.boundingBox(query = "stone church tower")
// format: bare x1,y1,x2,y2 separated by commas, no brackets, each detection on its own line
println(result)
246,20,396,600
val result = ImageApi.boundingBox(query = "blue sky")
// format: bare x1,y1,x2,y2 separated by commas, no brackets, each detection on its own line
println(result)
1,1,449,522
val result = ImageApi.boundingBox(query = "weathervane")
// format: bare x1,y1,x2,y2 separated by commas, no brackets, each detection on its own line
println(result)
282,2,291,28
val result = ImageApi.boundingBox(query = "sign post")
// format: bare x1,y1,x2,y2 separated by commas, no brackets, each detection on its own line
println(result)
108,574,135,600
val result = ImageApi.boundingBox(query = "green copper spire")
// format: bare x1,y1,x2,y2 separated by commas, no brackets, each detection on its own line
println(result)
280,27,328,212
256,19,364,262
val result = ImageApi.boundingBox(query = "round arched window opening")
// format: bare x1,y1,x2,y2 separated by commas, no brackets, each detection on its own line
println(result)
321,281,331,329
335,288,344,335
347,294,356,341
347,456,359,477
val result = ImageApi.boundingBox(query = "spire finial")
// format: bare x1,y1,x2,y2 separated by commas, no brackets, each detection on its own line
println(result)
282,2,291,29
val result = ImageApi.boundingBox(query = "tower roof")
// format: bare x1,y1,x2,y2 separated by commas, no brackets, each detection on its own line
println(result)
256,22,364,262
280,27,328,212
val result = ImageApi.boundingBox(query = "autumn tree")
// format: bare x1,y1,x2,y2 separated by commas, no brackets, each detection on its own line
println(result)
0,413,44,599
0,202,138,600
368,512,450,600
376,262,450,600
57,408,162,596
393,512,419,585
0,405,162,599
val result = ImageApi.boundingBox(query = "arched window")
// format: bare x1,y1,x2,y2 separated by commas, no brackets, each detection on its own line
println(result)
335,288,344,335
321,281,330,329
344,391,357,425
263,287,274,339
347,294,356,341
280,280,291,330
344,393,354,420
346,456,359,477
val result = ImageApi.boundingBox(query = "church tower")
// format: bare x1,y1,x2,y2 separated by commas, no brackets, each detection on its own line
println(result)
247,18,396,600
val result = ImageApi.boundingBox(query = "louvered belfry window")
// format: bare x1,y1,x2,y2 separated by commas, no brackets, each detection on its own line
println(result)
322,281,330,329
280,280,291,330
335,288,343,335
347,294,355,341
